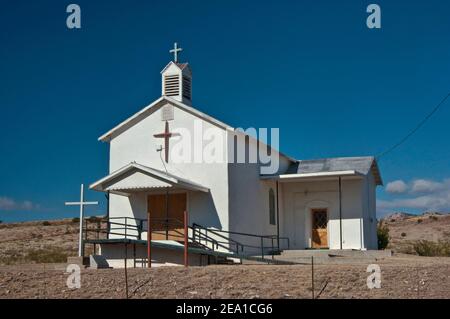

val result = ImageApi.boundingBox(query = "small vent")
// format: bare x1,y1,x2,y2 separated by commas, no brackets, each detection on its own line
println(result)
164,75,180,96
182,76,191,100
161,104,174,121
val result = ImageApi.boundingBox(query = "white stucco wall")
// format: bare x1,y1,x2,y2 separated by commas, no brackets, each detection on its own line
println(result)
105,99,230,233
362,173,378,249
280,177,368,250
227,131,293,254
100,244,208,268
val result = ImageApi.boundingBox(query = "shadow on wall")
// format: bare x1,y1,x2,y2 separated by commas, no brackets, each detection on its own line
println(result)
189,191,222,229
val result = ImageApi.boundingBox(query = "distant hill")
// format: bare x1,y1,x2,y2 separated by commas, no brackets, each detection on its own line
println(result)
381,212,415,222
380,212,450,253
381,211,449,222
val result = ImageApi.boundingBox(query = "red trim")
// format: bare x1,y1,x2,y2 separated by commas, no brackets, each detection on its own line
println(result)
147,212,152,268
184,210,188,267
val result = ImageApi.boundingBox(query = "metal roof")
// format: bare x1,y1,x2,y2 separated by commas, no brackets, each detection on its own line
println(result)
90,162,210,194
286,156,382,185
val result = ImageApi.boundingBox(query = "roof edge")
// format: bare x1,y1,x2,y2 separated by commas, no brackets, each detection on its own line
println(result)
98,96,233,142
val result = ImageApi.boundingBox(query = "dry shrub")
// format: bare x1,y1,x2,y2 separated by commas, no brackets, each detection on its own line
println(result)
377,224,390,249
26,248,68,263
413,240,450,257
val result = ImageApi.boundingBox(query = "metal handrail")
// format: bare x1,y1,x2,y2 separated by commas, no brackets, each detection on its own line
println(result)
84,217,290,260
192,224,244,254
192,223,290,252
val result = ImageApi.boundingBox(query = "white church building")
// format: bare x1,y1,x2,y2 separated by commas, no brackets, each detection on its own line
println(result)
88,45,383,267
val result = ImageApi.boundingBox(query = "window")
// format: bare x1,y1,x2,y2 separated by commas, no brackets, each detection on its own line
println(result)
269,188,276,225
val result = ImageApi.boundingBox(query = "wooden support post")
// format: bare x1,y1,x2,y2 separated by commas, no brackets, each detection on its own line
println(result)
147,211,152,268
124,243,129,299
311,256,315,299
339,176,343,250
184,210,188,267
261,237,264,259
133,243,136,268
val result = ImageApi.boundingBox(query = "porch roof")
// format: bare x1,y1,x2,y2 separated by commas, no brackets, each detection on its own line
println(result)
90,162,209,195
262,156,383,185
260,170,363,182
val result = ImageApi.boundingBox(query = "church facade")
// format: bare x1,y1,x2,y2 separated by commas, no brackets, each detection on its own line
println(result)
90,47,382,267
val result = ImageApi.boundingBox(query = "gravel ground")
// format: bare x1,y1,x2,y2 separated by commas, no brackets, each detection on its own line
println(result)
0,255,449,299
1,218,449,299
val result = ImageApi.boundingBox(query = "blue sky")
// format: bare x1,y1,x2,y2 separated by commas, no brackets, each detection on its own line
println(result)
0,0,449,222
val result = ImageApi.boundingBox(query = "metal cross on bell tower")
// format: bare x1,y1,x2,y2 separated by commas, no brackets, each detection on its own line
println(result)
169,42,183,62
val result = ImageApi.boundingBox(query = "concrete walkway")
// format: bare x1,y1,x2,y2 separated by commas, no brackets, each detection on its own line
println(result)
260,249,393,265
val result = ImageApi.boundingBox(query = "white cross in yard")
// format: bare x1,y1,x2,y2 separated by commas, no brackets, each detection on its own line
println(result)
65,184,98,257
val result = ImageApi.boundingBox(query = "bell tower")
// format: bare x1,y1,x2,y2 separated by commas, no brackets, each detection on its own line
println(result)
161,42,192,105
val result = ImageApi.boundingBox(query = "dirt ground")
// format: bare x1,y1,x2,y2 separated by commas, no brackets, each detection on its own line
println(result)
0,255,449,299
0,217,449,299
0,219,97,264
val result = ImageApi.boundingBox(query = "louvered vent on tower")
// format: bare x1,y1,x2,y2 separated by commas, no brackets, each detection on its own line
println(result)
164,75,180,96
161,61,192,105
182,76,191,100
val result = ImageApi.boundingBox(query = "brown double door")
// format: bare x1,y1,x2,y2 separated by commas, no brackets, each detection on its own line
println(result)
147,193,186,241
311,209,328,249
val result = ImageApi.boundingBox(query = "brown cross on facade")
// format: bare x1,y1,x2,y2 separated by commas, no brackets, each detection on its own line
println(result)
153,121,180,163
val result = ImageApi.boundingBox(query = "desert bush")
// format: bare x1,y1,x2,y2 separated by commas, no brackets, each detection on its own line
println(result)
31,233,44,239
0,249,23,265
417,218,423,224
401,232,406,237
429,215,438,221
0,255,20,265
413,240,450,257
42,221,51,226
397,245,415,255
26,248,68,263
377,224,390,249
72,217,80,223
88,216,102,223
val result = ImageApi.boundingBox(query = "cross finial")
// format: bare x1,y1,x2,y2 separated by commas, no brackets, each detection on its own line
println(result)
169,42,183,63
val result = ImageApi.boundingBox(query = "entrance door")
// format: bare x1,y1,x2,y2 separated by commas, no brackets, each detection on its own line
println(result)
148,193,187,241
311,209,328,248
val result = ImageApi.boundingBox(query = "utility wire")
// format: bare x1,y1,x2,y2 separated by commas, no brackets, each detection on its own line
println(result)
376,92,450,160
158,147,168,173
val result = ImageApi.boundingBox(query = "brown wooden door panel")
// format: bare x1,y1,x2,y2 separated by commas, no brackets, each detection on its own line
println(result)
148,193,186,241
311,209,328,248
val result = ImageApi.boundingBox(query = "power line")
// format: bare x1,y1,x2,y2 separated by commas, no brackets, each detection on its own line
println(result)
376,92,450,160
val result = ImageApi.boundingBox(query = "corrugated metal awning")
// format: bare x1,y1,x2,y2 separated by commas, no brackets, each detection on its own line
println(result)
90,162,209,195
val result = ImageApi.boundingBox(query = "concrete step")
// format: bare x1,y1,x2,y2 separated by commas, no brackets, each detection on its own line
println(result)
271,255,379,265
259,249,393,265
279,249,392,259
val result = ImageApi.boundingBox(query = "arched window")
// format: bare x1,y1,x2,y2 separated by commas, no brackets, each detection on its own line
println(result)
269,188,276,225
